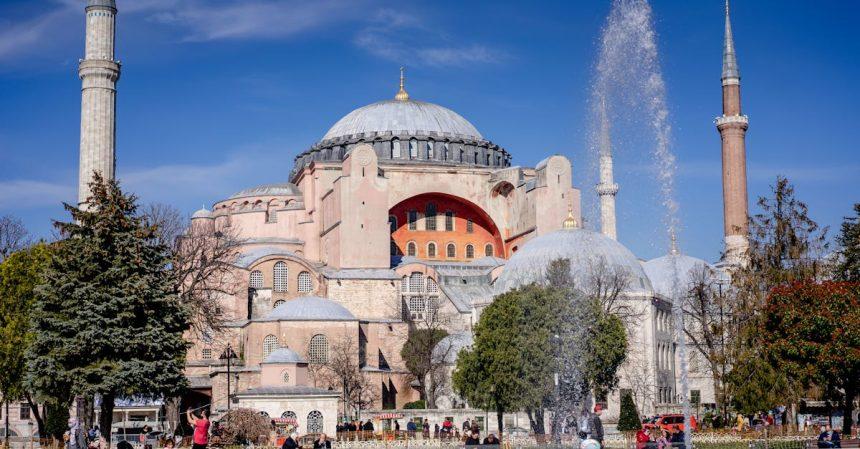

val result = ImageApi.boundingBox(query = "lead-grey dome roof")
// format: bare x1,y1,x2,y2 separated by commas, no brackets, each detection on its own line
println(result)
495,228,653,296
322,99,482,141
263,296,356,321
191,208,212,219
643,253,725,298
262,347,306,364
432,332,473,365
229,183,301,200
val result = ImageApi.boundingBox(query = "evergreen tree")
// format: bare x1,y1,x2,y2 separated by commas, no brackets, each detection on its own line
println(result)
0,244,52,440
27,174,190,442
835,203,860,282
616,391,642,433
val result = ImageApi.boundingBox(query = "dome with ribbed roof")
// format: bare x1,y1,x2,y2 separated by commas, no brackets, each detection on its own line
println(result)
262,296,356,322
262,348,306,364
228,183,301,200
322,99,482,142
643,253,725,298
494,228,653,296
191,208,212,219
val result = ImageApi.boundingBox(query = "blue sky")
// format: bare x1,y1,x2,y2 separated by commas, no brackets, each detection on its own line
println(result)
0,0,857,262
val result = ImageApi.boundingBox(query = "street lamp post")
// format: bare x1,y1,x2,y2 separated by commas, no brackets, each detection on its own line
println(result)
220,345,237,414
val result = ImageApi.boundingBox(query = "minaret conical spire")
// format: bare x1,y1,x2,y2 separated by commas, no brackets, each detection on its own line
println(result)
395,66,410,101
722,0,740,85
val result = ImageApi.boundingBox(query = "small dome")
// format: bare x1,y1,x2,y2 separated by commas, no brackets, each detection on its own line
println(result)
262,348,306,364
191,208,212,219
495,228,653,295
229,183,301,200
432,332,474,365
322,99,482,142
264,296,356,321
643,253,721,298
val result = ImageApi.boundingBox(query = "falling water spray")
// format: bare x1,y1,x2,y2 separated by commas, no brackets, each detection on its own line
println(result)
590,1,692,447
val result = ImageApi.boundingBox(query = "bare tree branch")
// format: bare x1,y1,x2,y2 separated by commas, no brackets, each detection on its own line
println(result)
0,214,31,261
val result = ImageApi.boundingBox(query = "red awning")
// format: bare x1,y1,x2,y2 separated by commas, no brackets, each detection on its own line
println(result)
375,413,404,420
272,418,298,425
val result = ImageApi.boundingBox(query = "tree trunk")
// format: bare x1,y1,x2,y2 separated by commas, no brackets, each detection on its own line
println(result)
843,381,856,437
5,400,9,446
165,397,181,435
497,406,504,438
83,396,95,430
526,407,546,435
99,394,116,448
24,392,45,437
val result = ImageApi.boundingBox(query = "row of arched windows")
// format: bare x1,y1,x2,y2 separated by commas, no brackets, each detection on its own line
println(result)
391,208,464,233
388,139,504,166
262,334,329,363
249,263,313,293
400,241,494,259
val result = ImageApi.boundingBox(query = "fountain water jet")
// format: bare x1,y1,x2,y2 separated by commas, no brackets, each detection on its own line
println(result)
589,1,692,447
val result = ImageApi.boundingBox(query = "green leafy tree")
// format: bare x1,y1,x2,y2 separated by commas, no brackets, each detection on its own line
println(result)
400,328,448,404
0,243,52,440
27,173,190,443
763,281,859,433
835,203,860,282
617,391,642,433
725,176,827,415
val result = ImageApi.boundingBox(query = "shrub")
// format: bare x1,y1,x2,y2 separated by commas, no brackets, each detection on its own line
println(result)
220,408,271,445
617,392,642,432
403,400,426,409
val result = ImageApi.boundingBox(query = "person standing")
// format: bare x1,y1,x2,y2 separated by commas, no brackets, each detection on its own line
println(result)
187,408,211,449
313,433,331,449
590,405,605,448
465,431,480,446
65,418,87,449
282,432,299,449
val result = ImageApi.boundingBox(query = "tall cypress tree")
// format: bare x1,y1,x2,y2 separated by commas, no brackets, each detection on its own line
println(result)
27,174,189,442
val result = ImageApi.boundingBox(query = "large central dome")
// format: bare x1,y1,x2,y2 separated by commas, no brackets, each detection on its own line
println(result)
322,99,483,142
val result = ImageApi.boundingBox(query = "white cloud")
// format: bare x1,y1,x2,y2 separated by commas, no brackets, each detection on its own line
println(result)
0,7,73,63
0,179,75,209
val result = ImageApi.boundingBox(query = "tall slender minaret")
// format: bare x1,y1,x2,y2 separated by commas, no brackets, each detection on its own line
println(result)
716,0,749,264
78,0,120,206
596,97,619,240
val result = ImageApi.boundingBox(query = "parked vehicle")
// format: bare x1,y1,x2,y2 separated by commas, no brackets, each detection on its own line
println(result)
643,414,698,433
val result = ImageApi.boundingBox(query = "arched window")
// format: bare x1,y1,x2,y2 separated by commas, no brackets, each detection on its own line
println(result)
425,203,437,231
298,271,312,293
273,262,288,292
427,242,436,258
459,148,464,162
408,210,418,230
409,139,418,159
445,211,454,231
427,141,434,159
485,244,494,257
282,411,297,421
406,242,417,257
282,370,290,383
466,219,474,233
388,215,397,233
391,138,401,158
307,410,324,434
409,272,424,293
446,243,456,258
263,335,279,357
466,244,475,259
273,300,285,308
309,334,328,363
426,278,438,293
474,152,479,164
249,270,263,289
444,143,450,160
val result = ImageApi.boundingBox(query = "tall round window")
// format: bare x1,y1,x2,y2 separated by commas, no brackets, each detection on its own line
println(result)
485,244,494,257
446,243,456,258
249,270,263,289
465,244,475,259
427,242,436,258
263,335,279,358
307,410,324,434
298,271,312,293
308,334,328,364
407,242,417,257
273,262,288,292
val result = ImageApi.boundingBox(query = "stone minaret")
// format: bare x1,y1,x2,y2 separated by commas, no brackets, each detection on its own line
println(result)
596,98,619,240
716,0,749,264
78,0,120,206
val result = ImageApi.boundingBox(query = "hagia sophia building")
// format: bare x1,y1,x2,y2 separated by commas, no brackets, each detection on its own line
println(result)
46,0,751,438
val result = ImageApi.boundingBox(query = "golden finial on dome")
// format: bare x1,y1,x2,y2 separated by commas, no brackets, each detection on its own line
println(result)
562,203,578,230
395,66,410,101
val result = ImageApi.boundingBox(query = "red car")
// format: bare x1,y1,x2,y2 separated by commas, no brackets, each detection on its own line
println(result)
643,414,698,433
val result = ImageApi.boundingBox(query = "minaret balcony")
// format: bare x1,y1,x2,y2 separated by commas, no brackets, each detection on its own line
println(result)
715,114,749,129
596,183,619,196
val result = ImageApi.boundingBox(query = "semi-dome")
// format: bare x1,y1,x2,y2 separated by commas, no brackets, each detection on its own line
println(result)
495,227,653,296
322,99,482,142
643,252,724,298
432,332,474,365
229,183,301,200
262,347,306,364
263,296,356,322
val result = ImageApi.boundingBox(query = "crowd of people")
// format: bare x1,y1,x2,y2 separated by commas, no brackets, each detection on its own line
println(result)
335,417,501,445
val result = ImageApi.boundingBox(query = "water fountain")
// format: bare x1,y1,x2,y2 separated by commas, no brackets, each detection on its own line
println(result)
590,0,692,447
